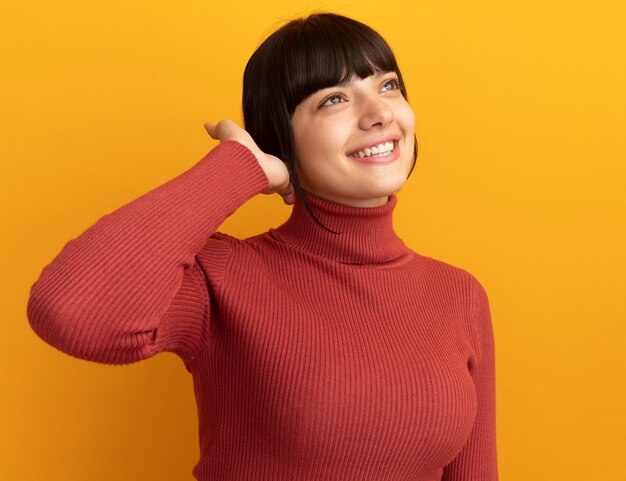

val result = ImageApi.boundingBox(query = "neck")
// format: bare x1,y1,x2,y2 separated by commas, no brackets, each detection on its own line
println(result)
269,191,411,265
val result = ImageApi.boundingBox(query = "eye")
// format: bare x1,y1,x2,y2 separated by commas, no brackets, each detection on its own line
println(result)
319,94,346,108
380,77,401,92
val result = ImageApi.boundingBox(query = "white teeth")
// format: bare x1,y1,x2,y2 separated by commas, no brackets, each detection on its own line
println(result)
350,141,396,158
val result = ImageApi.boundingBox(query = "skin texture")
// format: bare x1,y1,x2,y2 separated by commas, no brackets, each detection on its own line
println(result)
204,71,415,208
290,70,416,207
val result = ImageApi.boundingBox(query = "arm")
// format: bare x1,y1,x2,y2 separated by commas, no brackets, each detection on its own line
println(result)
442,279,499,480
26,138,274,367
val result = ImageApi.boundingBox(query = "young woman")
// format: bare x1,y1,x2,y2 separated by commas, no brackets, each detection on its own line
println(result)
27,13,499,481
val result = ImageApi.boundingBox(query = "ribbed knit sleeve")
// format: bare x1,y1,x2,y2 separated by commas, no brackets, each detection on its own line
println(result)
26,141,270,367
442,278,499,481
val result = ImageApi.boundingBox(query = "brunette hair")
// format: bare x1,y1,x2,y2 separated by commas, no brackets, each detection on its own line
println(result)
243,13,418,230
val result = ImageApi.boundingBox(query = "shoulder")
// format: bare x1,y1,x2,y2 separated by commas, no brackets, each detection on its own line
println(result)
192,232,238,291
194,231,287,296
195,231,273,275
410,251,491,321
411,251,482,289
196,232,234,263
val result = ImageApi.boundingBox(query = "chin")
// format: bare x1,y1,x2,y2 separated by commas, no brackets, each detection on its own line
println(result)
352,187,404,205
373,178,410,197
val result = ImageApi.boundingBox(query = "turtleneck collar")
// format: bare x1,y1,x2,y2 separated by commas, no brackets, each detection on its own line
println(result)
268,191,412,265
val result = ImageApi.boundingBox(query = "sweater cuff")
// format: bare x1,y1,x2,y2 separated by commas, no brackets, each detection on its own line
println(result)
191,140,271,216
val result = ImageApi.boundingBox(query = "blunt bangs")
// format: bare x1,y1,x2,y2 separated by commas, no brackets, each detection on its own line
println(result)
280,15,407,113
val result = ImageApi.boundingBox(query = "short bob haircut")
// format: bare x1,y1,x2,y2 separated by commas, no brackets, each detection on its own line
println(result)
243,13,418,231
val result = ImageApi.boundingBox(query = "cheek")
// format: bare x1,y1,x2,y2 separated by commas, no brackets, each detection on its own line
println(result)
400,103,416,133
295,122,345,161
292,132,323,183
293,133,321,176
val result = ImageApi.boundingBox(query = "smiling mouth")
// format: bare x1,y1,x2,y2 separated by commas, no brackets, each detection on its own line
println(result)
348,140,398,159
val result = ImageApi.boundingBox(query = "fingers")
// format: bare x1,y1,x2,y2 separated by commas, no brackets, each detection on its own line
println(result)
282,193,295,205
204,120,242,144
203,120,231,140
280,183,296,205
203,121,217,139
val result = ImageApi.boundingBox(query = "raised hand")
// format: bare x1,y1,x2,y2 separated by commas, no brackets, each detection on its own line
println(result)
204,120,295,205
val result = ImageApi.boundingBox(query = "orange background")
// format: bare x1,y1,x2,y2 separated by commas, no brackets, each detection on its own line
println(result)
2,1,625,480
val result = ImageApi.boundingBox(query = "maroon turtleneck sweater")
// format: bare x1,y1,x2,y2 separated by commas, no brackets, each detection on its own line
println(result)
27,141,498,481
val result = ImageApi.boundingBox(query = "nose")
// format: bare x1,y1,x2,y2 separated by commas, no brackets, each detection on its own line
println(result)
357,95,393,130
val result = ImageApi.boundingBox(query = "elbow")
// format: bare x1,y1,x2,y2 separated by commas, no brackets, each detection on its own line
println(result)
26,283,155,365
27,283,75,354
